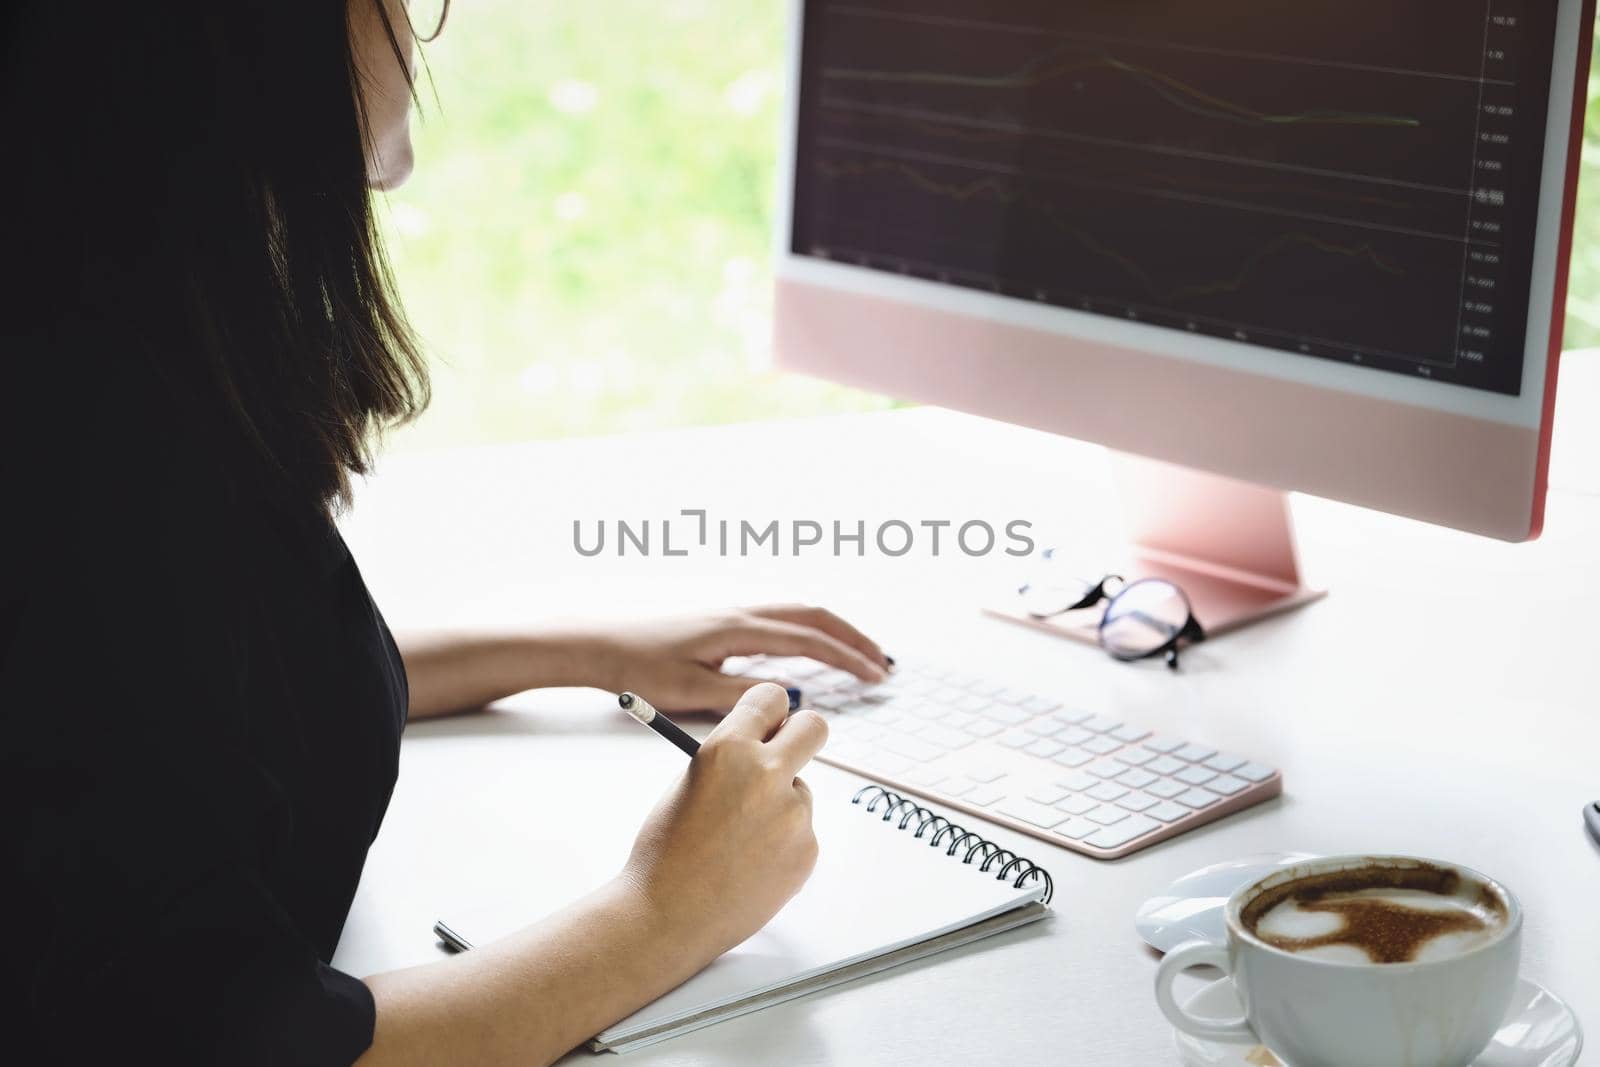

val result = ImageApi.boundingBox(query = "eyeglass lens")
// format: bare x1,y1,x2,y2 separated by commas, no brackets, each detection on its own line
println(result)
409,0,450,41
1017,575,1099,618
1098,578,1192,659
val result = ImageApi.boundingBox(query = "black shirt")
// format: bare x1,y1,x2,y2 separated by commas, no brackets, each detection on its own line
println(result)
3,345,407,1064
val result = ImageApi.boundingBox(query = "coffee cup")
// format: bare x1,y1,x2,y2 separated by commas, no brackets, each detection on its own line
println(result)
1153,854,1521,1067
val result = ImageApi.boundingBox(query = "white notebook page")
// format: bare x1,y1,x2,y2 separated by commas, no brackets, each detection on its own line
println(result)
447,773,1049,1044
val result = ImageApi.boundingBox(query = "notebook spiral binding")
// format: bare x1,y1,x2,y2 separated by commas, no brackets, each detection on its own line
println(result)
851,784,1055,904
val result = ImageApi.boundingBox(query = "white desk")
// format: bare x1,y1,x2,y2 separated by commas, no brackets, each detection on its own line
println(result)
335,357,1600,1064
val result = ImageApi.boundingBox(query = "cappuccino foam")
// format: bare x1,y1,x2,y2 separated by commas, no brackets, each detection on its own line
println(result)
1241,863,1508,964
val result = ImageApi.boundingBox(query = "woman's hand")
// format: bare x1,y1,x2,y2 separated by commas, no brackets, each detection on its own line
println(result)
396,603,888,720
588,604,891,713
619,682,827,956
361,683,828,1067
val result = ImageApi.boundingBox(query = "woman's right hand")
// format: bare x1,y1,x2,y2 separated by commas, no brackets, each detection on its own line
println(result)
619,682,827,960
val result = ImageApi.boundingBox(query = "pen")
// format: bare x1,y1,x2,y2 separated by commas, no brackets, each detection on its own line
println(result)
1585,801,1600,849
619,691,701,758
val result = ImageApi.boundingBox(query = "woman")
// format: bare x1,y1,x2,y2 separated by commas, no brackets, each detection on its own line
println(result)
1,3,890,1063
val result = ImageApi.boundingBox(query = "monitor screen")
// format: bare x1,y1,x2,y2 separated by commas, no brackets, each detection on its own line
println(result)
789,0,1560,397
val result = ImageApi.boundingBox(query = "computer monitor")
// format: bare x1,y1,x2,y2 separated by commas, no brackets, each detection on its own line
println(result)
772,0,1594,638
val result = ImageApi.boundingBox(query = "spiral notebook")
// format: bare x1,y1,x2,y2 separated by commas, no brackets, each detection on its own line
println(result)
435,782,1054,1054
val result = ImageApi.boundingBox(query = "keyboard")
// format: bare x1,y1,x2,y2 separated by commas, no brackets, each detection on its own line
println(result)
723,656,1282,860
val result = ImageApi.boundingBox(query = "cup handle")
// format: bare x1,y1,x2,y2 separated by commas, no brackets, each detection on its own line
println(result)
1153,940,1254,1041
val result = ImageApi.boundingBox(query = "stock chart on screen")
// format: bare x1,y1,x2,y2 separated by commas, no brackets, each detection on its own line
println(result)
790,1,1559,394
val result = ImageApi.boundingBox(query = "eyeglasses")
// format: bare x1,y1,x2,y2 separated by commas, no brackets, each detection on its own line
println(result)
1016,553,1206,669
409,0,451,43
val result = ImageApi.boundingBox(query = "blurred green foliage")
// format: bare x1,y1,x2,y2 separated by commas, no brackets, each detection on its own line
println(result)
380,2,1599,451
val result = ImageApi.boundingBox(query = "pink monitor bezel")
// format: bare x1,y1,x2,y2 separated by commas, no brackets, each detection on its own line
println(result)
773,1,1593,542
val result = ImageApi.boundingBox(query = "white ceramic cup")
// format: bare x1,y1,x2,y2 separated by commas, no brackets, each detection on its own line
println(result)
1153,855,1522,1067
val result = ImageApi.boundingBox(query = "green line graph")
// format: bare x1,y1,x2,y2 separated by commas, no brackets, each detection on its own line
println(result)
823,49,1423,129
815,157,1407,302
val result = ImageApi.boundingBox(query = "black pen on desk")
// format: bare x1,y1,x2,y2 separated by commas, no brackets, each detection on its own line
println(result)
1585,801,1600,849
619,691,701,758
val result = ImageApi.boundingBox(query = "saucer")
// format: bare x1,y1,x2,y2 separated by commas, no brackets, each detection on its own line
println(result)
1135,853,1320,952
1173,975,1583,1067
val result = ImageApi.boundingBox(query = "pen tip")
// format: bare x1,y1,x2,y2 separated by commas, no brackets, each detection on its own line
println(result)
618,692,635,709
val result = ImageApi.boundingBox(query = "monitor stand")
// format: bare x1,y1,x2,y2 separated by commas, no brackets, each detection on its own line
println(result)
986,452,1325,644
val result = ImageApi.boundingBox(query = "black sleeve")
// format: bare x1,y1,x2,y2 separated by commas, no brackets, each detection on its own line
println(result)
5,407,376,1065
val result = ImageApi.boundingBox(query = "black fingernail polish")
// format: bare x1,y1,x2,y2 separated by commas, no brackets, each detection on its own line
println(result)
786,687,803,710
884,655,896,669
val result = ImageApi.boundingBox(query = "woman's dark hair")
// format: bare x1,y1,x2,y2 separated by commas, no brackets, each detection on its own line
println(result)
2,1,445,510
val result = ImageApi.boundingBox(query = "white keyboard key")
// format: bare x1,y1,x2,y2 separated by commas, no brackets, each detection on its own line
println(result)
999,729,1035,748
904,767,947,787
942,710,977,729
1082,736,1121,755
963,765,1007,784
1235,762,1276,782
1055,725,1094,746
1085,803,1129,826
1175,765,1218,786
954,695,991,715
1024,717,1061,736
1052,816,1100,840
1053,708,1096,725
1115,790,1158,812
967,785,1006,807
996,798,1068,830
1110,724,1152,743
1086,782,1128,802
814,668,858,690
1146,755,1186,776
1082,715,1123,733
931,686,965,705
857,753,913,777
1052,747,1095,768
879,734,942,762
1021,696,1061,714
983,705,1031,726
992,688,1031,705
1085,813,1160,849
1056,770,1098,792
1114,767,1158,790
1146,778,1186,799
1143,735,1185,753
1175,786,1221,809
1175,743,1217,762
1026,786,1069,805
862,707,904,725
1087,758,1131,779
825,741,868,763
1146,800,1191,822
968,680,1008,698
1115,746,1158,766
1205,752,1248,773
1208,774,1248,795
1055,794,1096,816
914,724,972,750
1024,738,1067,759
963,720,1004,739
936,777,978,798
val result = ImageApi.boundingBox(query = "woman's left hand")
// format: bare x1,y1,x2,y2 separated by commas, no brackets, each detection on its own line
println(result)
589,604,891,713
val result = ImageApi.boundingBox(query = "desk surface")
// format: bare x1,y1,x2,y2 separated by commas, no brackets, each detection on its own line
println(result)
335,358,1600,1064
